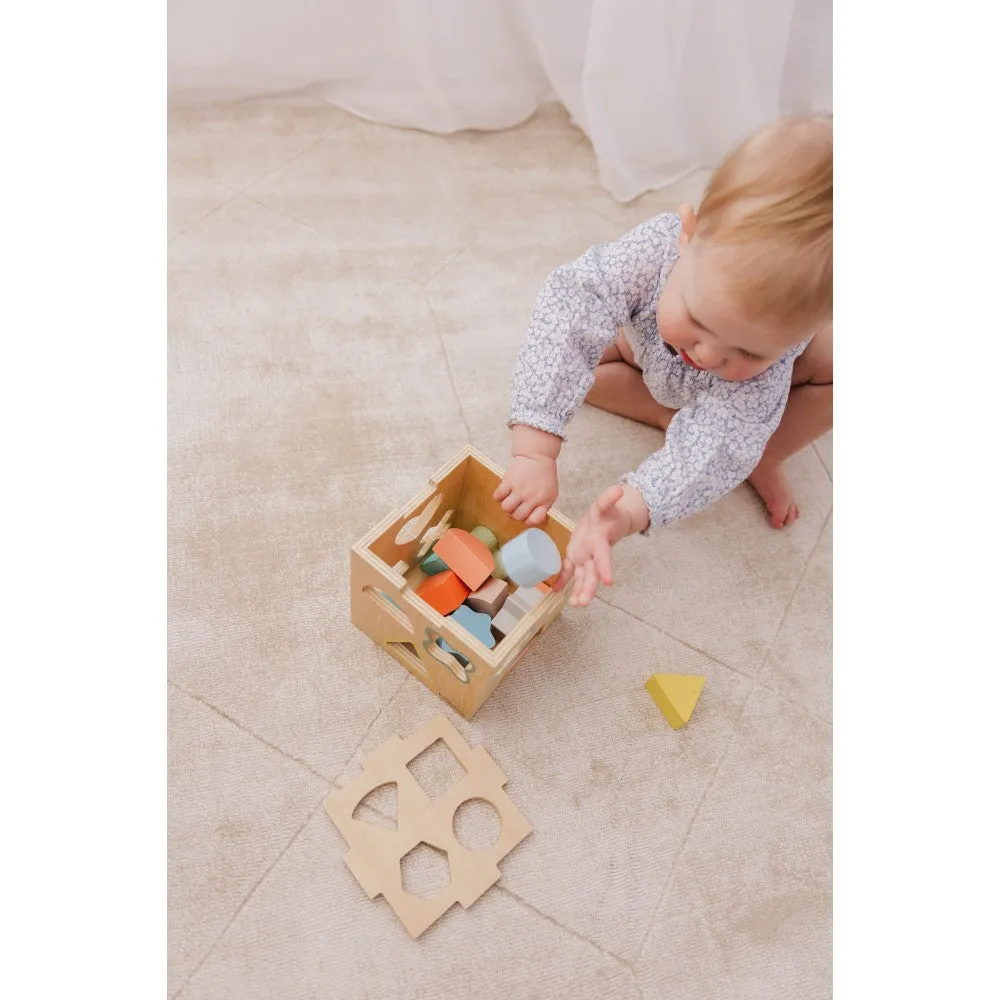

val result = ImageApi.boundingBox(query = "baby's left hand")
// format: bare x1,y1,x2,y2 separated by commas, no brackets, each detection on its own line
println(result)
553,485,645,608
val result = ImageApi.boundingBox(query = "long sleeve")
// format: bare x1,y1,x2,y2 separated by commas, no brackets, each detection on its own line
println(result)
623,350,800,528
507,214,679,439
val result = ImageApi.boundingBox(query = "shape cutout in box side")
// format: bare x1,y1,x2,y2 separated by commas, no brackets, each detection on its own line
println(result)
395,494,444,545
386,641,426,675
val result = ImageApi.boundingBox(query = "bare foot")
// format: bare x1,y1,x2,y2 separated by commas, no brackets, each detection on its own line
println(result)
748,460,800,528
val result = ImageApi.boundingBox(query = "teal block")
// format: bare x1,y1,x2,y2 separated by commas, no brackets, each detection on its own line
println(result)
420,551,449,576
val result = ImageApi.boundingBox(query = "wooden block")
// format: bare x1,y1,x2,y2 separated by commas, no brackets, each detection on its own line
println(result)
470,525,498,551
490,604,521,638
645,674,705,730
498,528,562,588
465,578,509,618
507,586,543,616
415,570,470,616
536,582,551,594
433,528,494,591
420,551,449,576
437,606,496,665
491,548,508,581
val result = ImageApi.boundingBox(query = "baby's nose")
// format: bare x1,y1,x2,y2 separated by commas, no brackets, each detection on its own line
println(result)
697,343,724,369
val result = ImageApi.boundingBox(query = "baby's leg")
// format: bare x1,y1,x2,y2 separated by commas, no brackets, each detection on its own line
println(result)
748,325,833,528
585,331,677,431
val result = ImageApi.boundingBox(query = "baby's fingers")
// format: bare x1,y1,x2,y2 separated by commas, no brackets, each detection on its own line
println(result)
594,538,614,587
551,557,574,593
593,484,624,515
493,481,513,503
573,559,600,608
569,562,587,607
499,490,523,514
526,505,549,527
512,500,535,522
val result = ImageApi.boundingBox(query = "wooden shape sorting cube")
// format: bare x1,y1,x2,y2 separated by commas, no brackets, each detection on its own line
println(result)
645,674,705,729
350,446,574,719
415,571,470,616
433,528,494,591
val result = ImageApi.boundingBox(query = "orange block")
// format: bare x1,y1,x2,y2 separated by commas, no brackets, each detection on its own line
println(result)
415,571,470,616
536,582,551,595
432,528,494,591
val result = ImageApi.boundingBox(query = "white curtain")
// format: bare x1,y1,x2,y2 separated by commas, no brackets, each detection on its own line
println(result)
168,0,831,202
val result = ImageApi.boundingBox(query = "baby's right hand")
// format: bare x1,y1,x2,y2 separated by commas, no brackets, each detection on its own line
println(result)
493,455,558,526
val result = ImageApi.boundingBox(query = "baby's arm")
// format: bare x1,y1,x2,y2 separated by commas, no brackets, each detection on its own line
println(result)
558,363,797,606
495,215,678,522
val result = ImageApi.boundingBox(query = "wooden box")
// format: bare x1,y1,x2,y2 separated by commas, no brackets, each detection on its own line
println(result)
351,445,574,719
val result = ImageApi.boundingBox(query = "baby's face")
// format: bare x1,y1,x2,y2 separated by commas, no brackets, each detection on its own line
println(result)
656,240,813,382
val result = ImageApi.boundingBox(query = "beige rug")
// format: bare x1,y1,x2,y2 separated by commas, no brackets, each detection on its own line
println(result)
168,97,832,1000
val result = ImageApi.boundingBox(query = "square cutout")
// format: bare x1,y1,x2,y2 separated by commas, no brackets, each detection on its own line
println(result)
407,738,466,800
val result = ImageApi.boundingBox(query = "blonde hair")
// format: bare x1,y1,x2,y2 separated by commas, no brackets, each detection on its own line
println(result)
695,112,832,329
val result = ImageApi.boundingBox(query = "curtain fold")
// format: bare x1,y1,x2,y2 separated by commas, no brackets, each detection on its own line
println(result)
169,0,831,201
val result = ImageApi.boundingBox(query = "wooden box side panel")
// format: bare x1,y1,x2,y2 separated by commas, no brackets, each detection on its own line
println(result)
351,548,499,719
364,457,470,570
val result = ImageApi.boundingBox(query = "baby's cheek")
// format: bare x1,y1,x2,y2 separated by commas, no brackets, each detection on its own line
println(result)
725,359,769,382
656,311,678,342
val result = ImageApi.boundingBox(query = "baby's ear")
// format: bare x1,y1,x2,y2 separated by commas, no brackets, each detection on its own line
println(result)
678,203,697,248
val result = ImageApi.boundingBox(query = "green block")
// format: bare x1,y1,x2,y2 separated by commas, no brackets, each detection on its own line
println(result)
420,551,449,576
470,525,498,551
490,548,507,580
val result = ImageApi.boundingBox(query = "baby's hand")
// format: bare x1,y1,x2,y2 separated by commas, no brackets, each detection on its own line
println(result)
494,455,558,526
553,484,649,607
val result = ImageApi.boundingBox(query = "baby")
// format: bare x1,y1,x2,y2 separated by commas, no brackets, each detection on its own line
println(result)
494,113,833,608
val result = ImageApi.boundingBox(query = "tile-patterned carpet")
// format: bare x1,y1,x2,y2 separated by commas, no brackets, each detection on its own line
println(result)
169,96,832,1000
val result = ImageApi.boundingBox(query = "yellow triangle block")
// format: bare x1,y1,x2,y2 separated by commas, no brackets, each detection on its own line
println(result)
645,674,705,729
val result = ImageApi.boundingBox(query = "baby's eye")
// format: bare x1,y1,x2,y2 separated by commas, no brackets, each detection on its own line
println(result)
739,348,765,362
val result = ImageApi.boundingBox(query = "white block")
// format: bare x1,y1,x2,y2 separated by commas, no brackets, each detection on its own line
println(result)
509,586,544,615
491,605,522,637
